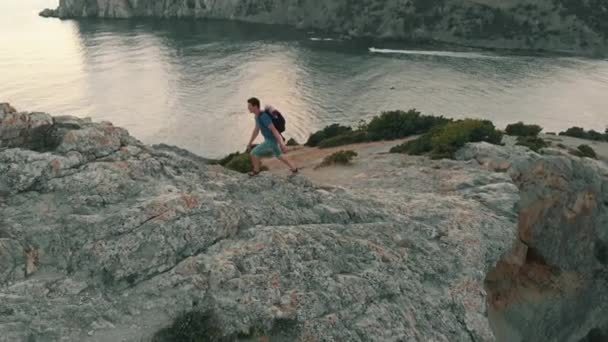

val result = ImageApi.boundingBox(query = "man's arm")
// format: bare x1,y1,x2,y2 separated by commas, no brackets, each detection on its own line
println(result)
248,126,260,149
268,123,287,153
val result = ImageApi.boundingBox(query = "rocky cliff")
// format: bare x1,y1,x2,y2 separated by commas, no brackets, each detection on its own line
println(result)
1,103,607,341
40,0,608,54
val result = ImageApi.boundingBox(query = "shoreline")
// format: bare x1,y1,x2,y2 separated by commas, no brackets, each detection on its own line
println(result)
39,1,608,59
41,15,607,59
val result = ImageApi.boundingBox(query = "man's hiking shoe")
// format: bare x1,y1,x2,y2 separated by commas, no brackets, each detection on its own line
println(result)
248,170,261,177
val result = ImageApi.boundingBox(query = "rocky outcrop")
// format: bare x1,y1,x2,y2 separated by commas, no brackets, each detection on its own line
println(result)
40,0,608,54
1,104,518,341
457,143,608,342
1,103,607,341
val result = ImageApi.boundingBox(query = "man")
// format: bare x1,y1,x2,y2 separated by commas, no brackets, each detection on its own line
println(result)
246,97,298,177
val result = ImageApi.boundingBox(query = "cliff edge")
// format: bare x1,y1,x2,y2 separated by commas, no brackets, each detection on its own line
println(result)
1,102,607,341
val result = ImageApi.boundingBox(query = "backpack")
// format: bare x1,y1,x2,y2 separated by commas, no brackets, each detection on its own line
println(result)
265,109,286,133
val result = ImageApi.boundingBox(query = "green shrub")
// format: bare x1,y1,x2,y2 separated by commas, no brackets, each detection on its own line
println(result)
559,127,608,141
152,310,228,342
516,136,550,152
306,109,450,149
318,131,368,148
318,150,358,167
305,124,352,147
286,138,299,146
208,152,241,166
224,153,255,173
211,151,268,174
570,144,598,159
152,311,299,341
366,109,450,141
389,126,440,155
559,126,586,138
583,130,605,141
429,119,503,159
356,119,368,131
388,142,408,154
389,135,431,155
391,119,503,159
505,122,543,136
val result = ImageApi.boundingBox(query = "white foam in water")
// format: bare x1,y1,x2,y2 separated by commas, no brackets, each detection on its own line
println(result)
309,37,336,41
368,47,501,59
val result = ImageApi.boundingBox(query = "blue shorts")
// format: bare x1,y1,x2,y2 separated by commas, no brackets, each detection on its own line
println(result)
251,140,281,158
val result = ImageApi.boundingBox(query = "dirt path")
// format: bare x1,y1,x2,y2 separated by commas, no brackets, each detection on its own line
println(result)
263,134,608,187
263,138,413,187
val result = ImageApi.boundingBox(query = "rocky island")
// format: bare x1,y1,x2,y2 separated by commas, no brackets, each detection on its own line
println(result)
1,102,608,341
40,0,608,55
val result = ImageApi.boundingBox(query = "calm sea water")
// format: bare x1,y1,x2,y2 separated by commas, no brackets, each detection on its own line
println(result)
2,0,608,158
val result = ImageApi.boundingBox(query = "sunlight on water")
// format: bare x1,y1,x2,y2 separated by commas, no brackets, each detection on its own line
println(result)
1,0,608,158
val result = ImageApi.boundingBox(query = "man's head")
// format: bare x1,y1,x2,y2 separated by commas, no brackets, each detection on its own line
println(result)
247,97,261,114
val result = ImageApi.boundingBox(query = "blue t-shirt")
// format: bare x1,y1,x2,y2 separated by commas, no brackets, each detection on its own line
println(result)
256,112,276,142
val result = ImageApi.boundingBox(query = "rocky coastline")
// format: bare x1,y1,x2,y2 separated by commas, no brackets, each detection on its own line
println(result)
1,102,608,341
39,0,608,55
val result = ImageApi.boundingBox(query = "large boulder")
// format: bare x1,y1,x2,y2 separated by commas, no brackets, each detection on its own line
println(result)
0,111,54,151
0,103,17,119
458,142,608,342
0,106,519,341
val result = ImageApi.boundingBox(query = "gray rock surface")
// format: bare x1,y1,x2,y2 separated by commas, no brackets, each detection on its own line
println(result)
1,104,607,341
457,142,608,342
0,105,520,341
0,103,17,119
40,0,608,55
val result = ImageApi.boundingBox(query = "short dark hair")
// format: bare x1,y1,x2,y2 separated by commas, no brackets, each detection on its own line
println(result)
247,97,260,108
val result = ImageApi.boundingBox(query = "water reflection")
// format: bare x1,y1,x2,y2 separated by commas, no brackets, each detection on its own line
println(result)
1,1,607,158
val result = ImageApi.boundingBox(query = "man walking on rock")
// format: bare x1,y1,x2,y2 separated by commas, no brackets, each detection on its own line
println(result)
246,97,298,177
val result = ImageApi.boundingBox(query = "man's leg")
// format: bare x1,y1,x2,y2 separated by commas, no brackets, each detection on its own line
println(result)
250,143,269,173
272,142,297,171
250,154,261,172
277,155,297,171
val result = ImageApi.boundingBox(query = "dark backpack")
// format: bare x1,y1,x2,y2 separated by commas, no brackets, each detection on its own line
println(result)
265,109,286,133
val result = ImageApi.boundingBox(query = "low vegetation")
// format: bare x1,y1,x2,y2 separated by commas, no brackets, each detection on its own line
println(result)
559,127,608,142
318,131,368,148
516,136,550,152
505,122,543,137
390,119,503,159
365,109,450,141
152,310,227,342
215,114,604,168
153,310,298,342
209,150,268,174
286,138,299,146
305,109,450,149
317,150,358,168
305,124,353,147
500,121,551,152
570,144,598,159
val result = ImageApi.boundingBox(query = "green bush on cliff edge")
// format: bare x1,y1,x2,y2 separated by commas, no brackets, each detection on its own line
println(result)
390,119,503,159
209,151,268,174
305,109,450,149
